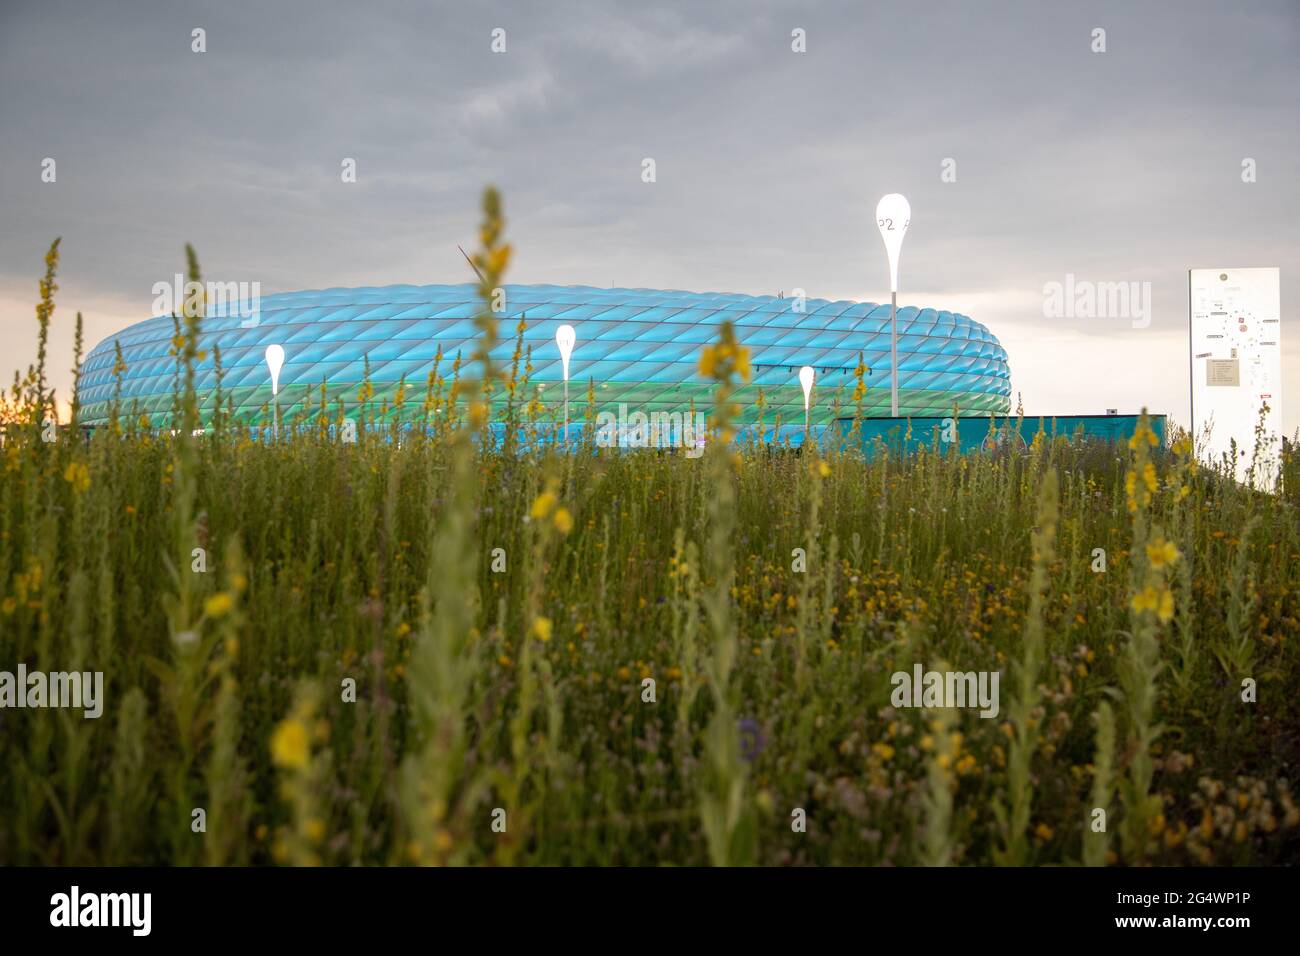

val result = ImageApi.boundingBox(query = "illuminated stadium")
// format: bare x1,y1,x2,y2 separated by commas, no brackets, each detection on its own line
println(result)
77,284,1012,429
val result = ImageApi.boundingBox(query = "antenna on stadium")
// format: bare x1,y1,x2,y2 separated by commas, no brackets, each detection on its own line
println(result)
457,245,485,283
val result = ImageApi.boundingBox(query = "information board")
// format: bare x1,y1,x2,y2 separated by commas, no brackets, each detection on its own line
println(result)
1189,267,1282,488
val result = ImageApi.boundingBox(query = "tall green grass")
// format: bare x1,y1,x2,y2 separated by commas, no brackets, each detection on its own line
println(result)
1,198,1298,866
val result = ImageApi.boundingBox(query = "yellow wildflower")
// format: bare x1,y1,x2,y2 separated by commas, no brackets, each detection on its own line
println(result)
1146,538,1180,569
203,592,234,618
1157,588,1175,624
552,507,573,534
62,461,90,495
270,718,310,770
1142,462,1158,493
1131,586,1160,615
734,346,751,382
530,490,557,520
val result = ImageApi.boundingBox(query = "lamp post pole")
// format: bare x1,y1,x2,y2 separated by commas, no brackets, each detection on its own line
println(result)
799,365,815,444
875,194,911,418
265,344,285,441
890,288,898,417
556,324,576,447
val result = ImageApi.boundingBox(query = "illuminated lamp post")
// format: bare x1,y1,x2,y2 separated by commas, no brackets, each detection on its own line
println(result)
265,343,285,439
799,364,815,443
875,193,911,417
555,324,576,446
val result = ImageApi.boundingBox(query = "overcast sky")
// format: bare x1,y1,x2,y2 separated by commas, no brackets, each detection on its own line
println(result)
2,0,1296,432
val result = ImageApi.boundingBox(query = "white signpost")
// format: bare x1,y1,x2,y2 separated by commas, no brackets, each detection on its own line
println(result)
1189,267,1282,489
265,343,285,440
876,194,911,417
799,365,815,439
556,324,576,445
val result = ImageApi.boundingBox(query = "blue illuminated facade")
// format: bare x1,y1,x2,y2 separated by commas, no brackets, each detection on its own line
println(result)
78,284,1012,426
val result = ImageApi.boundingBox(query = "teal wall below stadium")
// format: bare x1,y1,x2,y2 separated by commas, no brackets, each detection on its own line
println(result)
832,414,1168,458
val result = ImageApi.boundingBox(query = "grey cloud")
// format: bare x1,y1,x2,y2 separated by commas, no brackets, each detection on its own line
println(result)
0,0,1296,429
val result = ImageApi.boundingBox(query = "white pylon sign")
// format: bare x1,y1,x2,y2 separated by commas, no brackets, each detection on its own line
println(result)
799,365,815,411
265,344,285,396
556,324,576,380
876,193,911,416
556,324,577,445
875,193,911,293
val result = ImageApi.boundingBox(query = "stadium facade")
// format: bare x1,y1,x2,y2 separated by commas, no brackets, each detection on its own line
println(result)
78,284,1012,429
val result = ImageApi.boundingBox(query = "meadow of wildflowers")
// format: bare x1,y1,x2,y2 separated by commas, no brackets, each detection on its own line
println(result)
2,192,1298,867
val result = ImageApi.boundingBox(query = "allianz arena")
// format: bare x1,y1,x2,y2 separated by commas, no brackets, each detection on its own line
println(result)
77,284,1011,428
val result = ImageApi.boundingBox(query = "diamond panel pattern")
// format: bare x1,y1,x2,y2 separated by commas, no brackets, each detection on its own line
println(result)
79,284,1012,425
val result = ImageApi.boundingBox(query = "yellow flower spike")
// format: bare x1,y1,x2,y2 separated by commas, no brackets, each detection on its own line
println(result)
203,592,234,618
270,718,310,770
531,616,553,642
1146,538,1180,569
62,461,91,495
552,507,573,535
1157,589,1175,624
529,490,558,520
734,347,751,383
1142,462,1158,493
697,345,717,378
1130,586,1160,615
